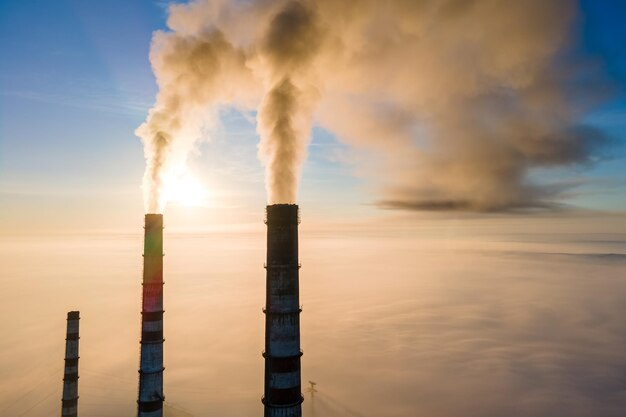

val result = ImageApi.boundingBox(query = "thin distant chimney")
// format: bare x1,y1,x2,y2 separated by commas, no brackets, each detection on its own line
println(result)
62,311,80,417
138,214,165,417
263,204,303,417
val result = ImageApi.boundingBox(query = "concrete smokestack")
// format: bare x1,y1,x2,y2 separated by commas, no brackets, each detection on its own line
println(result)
62,311,80,417
138,214,165,417
263,204,303,417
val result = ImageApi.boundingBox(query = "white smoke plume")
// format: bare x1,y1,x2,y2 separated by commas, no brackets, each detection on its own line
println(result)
136,26,258,213
256,1,323,203
138,0,608,212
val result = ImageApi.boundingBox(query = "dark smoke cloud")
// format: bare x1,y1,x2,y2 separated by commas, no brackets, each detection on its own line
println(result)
138,0,609,211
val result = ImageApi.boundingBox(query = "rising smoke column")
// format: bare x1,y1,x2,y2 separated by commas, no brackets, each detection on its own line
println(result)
136,26,257,213
140,0,608,212
257,1,323,204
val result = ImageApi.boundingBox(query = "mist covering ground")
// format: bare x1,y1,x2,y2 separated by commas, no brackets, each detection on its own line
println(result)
1,217,626,416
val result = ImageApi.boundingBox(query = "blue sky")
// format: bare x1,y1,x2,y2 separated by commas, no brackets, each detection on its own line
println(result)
0,0,625,232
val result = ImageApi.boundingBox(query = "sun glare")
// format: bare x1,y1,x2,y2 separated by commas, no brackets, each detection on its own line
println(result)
163,173,210,208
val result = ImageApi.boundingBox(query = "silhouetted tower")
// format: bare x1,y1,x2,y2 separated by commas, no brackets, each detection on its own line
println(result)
62,311,80,417
263,204,303,417
138,214,165,417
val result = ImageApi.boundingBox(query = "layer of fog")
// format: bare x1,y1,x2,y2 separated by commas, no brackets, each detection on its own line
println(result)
1,224,625,416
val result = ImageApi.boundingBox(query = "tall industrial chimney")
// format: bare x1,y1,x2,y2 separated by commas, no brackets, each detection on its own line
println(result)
138,214,165,417
62,311,80,417
263,204,303,417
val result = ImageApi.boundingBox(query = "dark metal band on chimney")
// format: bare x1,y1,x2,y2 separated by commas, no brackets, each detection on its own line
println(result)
263,204,303,417
62,311,80,417
138,214,165,417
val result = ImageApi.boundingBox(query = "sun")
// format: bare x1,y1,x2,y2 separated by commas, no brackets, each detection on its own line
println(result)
163,173,210,208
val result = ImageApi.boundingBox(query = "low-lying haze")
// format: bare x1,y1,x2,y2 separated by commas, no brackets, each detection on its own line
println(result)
1,217,625,416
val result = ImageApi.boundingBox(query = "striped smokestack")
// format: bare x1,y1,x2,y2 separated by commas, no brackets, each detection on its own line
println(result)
138,214,165,417
62,311,80,417
263,204,303,417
